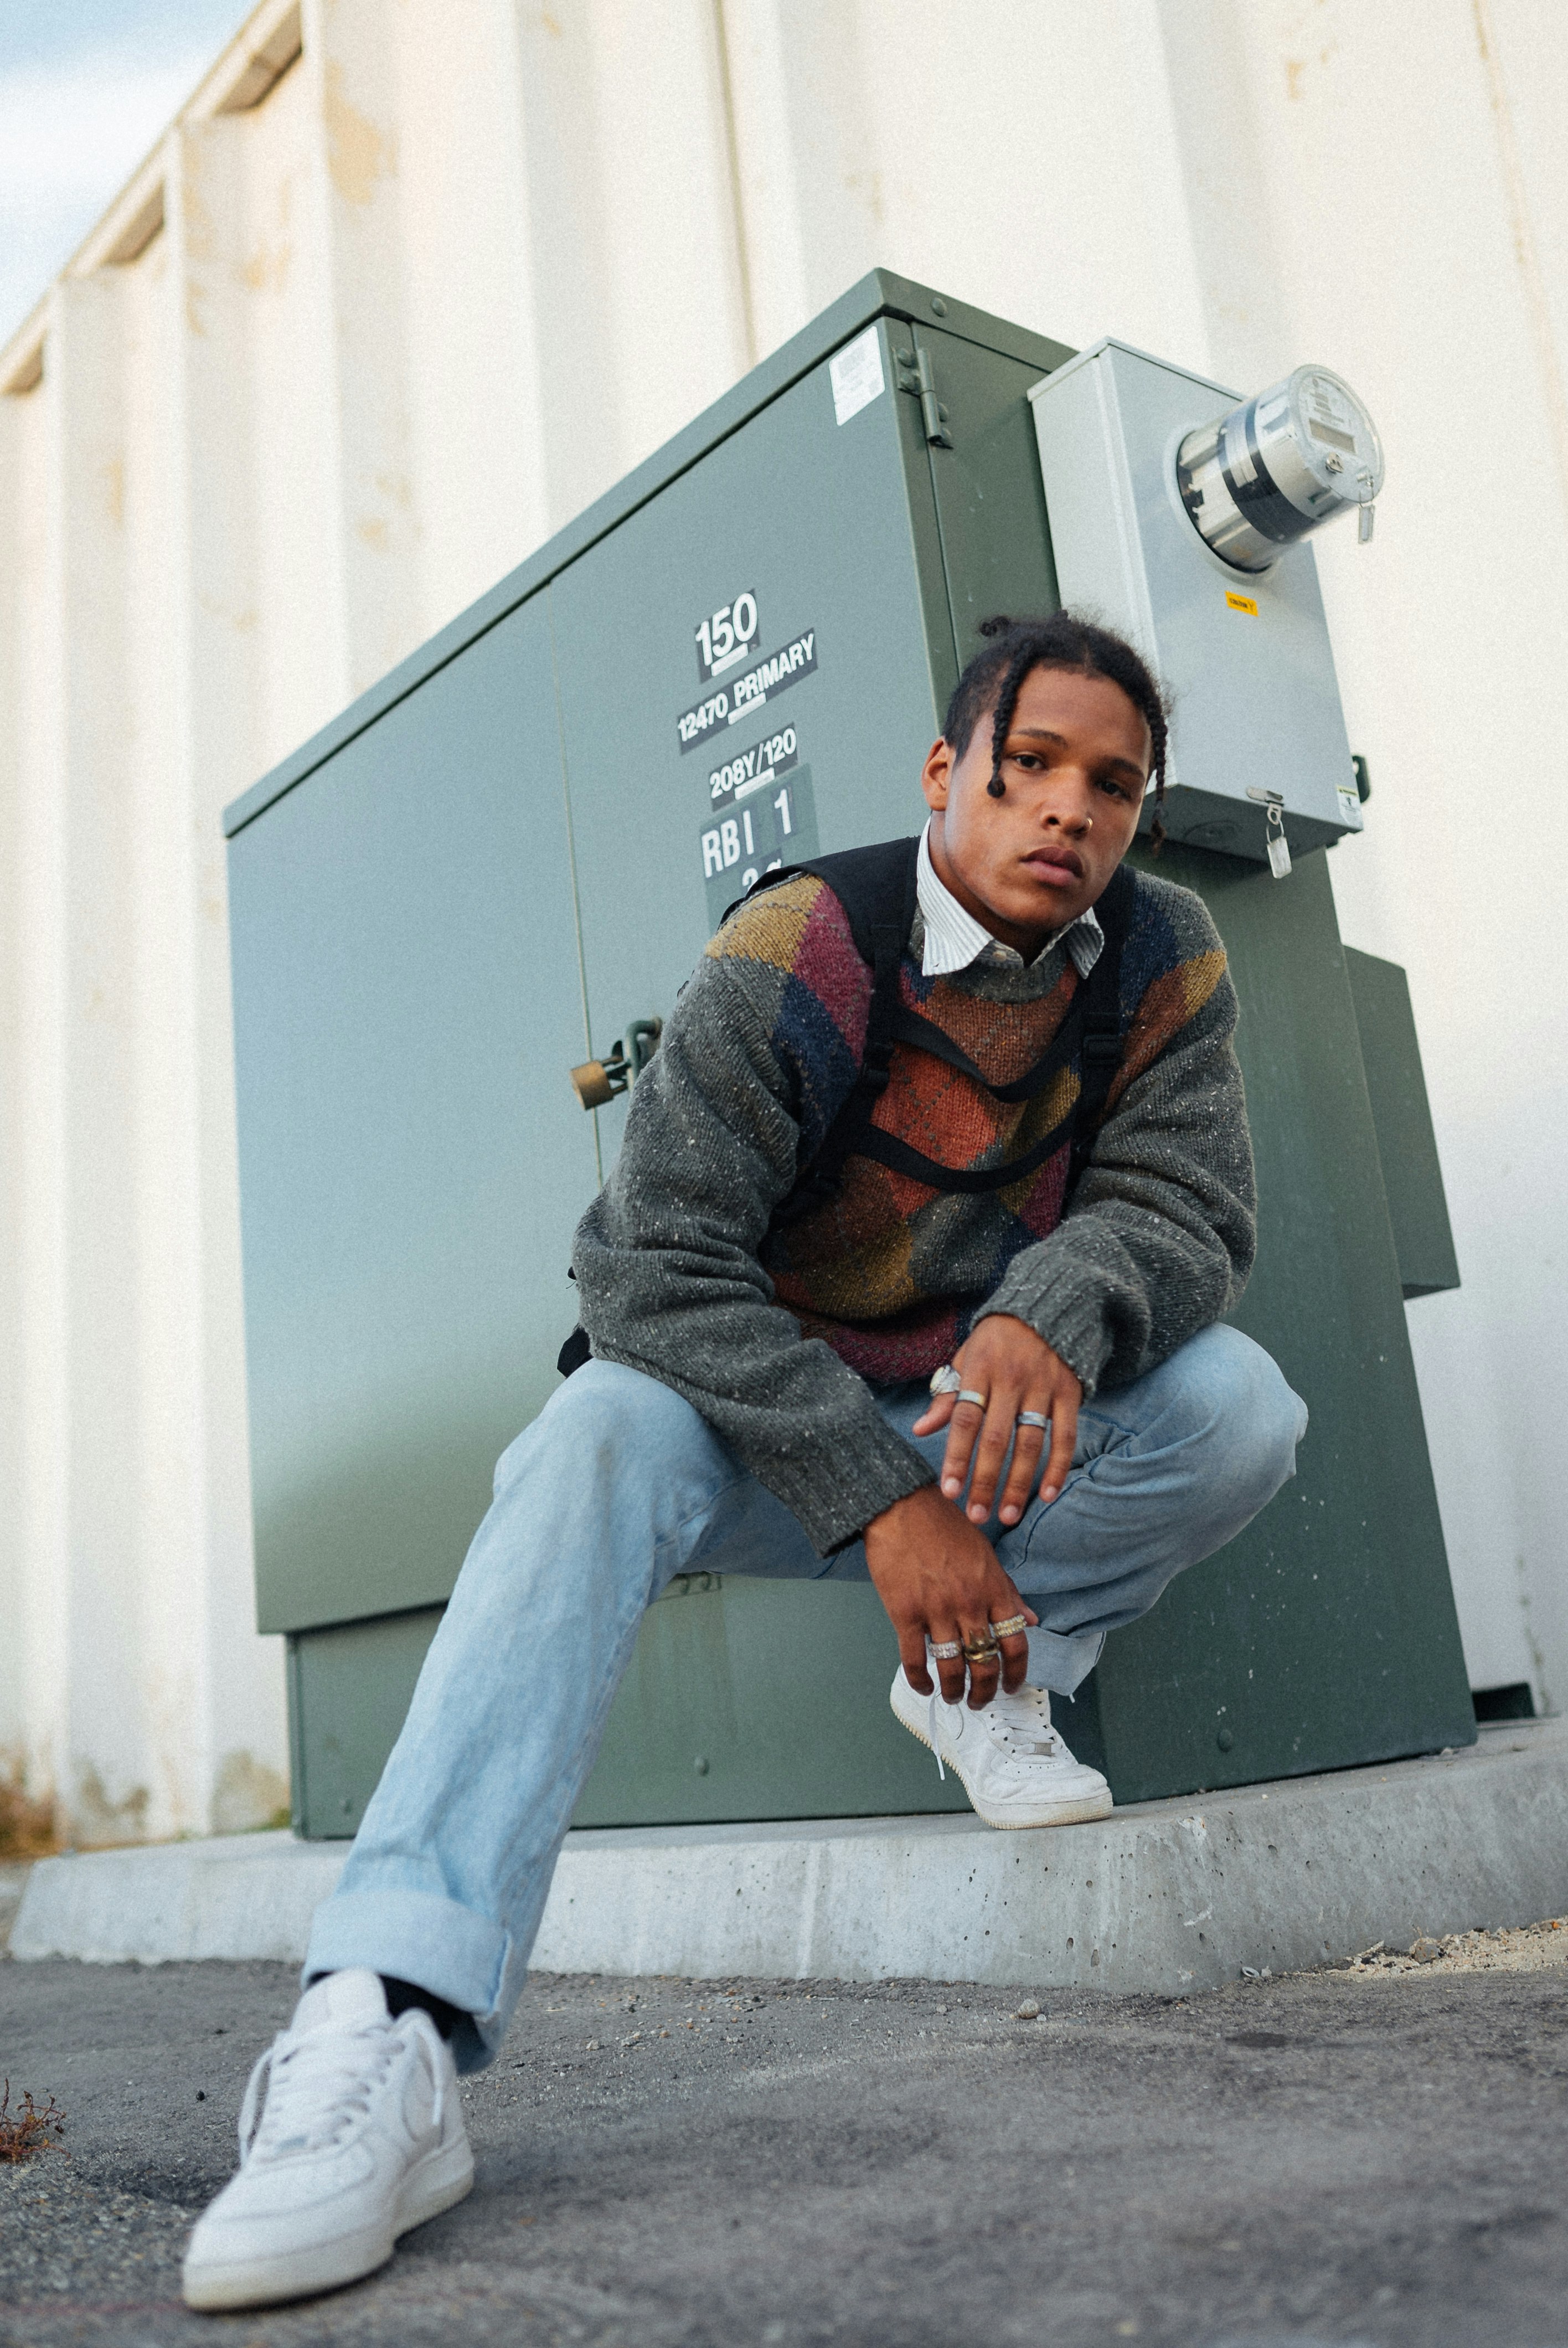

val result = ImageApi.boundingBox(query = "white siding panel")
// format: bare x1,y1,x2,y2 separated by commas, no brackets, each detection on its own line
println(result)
1217,0,1568,1705
241,42,353,771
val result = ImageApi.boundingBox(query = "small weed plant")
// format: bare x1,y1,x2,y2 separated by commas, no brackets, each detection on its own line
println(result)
0,2081,65,2164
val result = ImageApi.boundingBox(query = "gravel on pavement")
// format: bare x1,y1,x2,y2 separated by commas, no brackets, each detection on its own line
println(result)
2,1947,1566,2348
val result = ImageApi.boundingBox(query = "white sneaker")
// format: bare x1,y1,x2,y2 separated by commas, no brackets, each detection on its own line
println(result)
182,1968,473,2311
890,1670,1114,1829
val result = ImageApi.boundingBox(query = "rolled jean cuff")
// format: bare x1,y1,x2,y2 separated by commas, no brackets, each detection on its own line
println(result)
1025,1624,1104,1697
304,1887,510,2071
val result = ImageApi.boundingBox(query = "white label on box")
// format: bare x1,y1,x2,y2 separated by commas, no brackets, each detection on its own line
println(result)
829,328,884,426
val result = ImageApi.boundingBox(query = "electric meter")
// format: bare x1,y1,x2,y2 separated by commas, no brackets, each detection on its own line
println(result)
1175,365,1384,573
1030,339,1373,864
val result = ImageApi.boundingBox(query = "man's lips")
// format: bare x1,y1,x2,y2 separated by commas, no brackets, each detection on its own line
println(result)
1022,845,1085,883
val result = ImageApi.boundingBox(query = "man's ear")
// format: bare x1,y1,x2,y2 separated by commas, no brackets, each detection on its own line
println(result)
921,737,953,812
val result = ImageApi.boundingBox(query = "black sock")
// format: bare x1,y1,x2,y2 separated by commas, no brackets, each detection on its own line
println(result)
379,1974,463,2040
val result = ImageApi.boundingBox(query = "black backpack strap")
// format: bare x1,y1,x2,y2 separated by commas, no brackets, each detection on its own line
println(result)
566,842,922,1360
733,840,921,1232
740,844,1137,1230
561,858,1137,1371
722,836,922,958
843,863,1134,1201
885,1001,1081,1104
847,1100,1079,1195
1062,864,1134,1205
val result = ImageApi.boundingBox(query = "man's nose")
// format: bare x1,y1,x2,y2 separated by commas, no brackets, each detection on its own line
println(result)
1044,777,1095,831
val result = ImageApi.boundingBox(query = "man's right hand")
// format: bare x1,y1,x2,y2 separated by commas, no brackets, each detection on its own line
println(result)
862,1484,1037,1710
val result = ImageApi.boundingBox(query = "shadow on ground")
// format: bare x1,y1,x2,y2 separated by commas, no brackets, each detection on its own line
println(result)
2,1955,1566,2346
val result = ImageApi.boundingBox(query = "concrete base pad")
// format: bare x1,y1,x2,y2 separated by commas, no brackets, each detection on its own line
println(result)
12,1719,1565,1991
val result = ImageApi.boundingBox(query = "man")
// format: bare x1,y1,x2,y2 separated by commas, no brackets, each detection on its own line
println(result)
182,612,1305,2311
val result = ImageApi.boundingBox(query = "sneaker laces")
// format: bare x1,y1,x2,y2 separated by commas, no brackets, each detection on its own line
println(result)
919,1645,1066,1780
920,1677,1072,1783
236,2011,445,2166
987,1701,1067,1761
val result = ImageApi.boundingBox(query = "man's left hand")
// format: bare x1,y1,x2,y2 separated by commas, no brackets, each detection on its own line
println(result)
913,1315,1081,1528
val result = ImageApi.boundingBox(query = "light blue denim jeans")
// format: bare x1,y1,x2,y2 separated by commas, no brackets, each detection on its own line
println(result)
305,1322,1305,2068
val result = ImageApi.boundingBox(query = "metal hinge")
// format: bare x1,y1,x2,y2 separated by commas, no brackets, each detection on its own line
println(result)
894,343,953,449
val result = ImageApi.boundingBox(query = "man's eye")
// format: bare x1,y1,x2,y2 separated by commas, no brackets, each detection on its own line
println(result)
1012,752,1046,772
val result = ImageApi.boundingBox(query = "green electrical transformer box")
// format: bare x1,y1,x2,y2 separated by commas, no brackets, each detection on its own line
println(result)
223,272,1474,1841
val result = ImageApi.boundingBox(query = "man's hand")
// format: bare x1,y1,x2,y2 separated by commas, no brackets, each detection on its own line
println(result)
914,1315,1082,1527
864,1484,1038,1709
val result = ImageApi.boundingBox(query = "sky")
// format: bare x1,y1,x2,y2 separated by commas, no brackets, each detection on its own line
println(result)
0,0,253,345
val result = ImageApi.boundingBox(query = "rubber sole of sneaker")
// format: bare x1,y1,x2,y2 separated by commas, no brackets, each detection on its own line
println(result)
181,2138,475,2312
890,1691,1115,1831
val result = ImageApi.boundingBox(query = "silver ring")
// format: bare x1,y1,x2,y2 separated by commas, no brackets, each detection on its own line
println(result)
956,1388,988,1410
929,1364,962,1397
929,1639,963,1661
1015,1410,1049,1431
989,1614,1030,1640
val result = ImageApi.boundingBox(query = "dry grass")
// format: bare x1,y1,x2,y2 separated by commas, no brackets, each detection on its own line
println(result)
1342,1916,1568,1977
0,2081,65,2165
0,1769,58,1861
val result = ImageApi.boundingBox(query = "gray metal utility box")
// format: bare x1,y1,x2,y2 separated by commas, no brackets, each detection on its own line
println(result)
224,272,1472,1841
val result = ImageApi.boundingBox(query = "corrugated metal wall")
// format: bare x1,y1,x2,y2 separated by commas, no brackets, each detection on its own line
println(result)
2,0,1565,1842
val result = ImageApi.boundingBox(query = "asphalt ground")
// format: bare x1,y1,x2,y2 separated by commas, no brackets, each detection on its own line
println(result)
2,1954,1566,2348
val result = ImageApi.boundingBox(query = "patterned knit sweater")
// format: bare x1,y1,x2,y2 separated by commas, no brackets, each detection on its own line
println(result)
573,860,1256,1554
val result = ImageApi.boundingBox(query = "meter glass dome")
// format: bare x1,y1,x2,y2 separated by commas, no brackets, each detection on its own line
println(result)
1177,364,1385,572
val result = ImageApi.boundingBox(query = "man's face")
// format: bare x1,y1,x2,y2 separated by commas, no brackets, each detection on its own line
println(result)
920,664,1151,956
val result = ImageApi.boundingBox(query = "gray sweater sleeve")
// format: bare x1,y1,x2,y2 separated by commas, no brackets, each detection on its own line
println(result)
572,955,936,1556
979,948,1256,1394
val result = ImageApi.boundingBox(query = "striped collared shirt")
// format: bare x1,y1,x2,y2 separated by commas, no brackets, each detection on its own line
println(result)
915,822,1104,980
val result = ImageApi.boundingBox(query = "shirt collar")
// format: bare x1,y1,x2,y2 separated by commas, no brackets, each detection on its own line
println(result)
915,822,1104,980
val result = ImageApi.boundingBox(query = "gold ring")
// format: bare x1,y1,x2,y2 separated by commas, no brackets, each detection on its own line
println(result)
989,1614,1029,1640
962,1635,1001,1664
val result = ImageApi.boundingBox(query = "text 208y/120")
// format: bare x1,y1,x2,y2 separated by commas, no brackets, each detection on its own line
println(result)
709,727,798,806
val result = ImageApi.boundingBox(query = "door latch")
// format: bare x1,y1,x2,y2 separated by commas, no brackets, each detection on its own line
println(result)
894,344,953,449
1246,789,1292,879
569,1016,662,1110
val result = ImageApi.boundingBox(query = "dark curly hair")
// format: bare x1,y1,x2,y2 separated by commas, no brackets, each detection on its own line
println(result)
942,612,1170,848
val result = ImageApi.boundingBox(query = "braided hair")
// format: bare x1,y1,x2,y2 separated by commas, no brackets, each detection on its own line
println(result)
941,612,1170,848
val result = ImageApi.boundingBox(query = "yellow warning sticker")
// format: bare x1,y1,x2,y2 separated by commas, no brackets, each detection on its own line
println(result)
1225,590,1260,616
